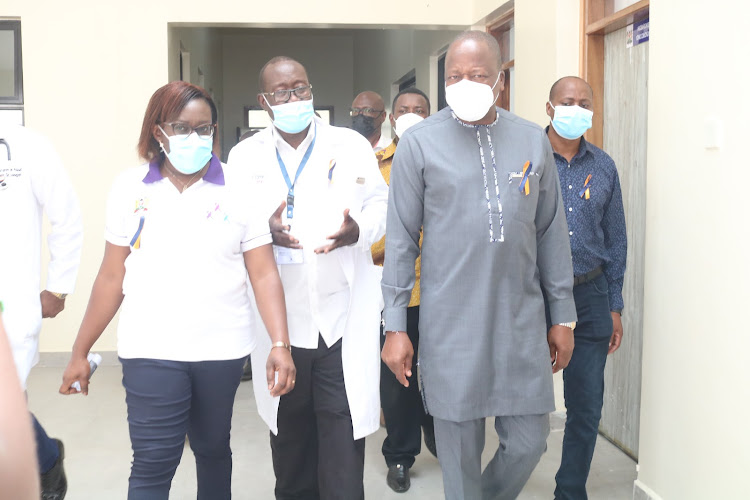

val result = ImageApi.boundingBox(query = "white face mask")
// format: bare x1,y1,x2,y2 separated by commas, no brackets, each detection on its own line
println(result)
445,73,501,122
394,113,424,138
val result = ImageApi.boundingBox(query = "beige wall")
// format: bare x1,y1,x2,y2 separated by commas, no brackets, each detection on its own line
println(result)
636,1,750,498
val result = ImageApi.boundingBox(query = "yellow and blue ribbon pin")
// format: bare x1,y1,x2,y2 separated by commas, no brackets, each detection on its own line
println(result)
328,159,336,184
579,174,592,200
518,161,532,196
130,216,145,249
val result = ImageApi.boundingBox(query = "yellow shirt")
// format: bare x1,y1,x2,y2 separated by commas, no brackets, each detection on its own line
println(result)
371,139,421,307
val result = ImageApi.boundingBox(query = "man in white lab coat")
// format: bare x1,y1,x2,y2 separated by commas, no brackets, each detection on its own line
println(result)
227,56,387,499
0,124,83,500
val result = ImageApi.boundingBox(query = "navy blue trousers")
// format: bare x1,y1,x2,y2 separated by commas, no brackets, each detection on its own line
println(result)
554,273,613,500
32,414,59,473
120,356,246,500
380,305,434,467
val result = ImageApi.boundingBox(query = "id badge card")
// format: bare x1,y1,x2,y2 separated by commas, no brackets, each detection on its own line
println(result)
275,246,304,265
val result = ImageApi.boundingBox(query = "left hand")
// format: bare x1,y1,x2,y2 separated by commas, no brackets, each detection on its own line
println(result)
547,324,574,373
608,312,623,354
40,290,65,318
314,209,360,254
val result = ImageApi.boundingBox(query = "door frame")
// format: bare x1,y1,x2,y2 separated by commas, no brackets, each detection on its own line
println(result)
580,0,650,147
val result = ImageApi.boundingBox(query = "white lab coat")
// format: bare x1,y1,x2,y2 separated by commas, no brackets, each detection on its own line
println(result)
0,125,83,389
228,118,388,440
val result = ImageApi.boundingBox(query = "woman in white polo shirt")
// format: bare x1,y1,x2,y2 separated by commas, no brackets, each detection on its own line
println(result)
59,81,295,499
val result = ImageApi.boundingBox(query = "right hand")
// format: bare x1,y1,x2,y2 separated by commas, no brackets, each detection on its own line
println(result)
266,347,296,397
60,354,92,395
269,201,302,249
381,331,414,387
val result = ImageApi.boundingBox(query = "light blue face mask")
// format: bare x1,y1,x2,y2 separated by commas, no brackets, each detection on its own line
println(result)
264,96,315,134
549,102,593,140
158,125,213,175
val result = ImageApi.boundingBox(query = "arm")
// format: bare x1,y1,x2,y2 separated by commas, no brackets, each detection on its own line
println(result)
602,167,627,353
28,135,84,317
535,134,577,372
244,245,295,397
381,135,425,386
346,138,389,249
60,243,129,395
0,311,40,499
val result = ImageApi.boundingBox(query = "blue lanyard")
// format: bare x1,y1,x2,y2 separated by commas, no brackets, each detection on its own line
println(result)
276,128,316,220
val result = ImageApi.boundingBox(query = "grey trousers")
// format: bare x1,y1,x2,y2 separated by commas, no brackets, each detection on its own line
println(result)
433,414,550,500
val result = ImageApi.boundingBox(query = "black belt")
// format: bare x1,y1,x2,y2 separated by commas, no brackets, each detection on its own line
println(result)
573,266,603,286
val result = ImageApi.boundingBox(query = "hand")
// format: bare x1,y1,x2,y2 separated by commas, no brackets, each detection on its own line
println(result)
381,331,414,387
547,324,574,373
269,201,302,249
314,209,360,254
40,290,65,318
609,312,623,354
59,354,91,395
266,347,296,397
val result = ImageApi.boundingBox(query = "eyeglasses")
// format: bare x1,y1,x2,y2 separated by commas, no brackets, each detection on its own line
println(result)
350,107,384,117
262,85,313,104
161,122,215,138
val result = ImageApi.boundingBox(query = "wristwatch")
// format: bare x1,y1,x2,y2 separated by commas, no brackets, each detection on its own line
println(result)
50,292,68,300
557,322,576,330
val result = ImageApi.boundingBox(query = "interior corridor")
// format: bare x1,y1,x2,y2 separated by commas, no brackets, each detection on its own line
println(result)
28,363,636,499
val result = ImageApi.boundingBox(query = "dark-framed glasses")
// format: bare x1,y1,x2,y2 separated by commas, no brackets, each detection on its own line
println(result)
263,85,313,104
350,107,384,117
162,122,215,138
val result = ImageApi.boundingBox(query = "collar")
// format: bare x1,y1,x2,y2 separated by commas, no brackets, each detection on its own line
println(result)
373,133,392,153
272,120,316,154
545,125,591,162
451,107,500,128
376,137,398,162
143,153,224,185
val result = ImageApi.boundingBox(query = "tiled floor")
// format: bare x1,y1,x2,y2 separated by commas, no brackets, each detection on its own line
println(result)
27,365,636,499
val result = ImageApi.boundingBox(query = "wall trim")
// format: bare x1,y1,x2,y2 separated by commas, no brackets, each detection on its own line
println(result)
633,479,663,500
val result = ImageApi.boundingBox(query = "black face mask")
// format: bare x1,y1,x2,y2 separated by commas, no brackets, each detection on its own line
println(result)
352,115,378,138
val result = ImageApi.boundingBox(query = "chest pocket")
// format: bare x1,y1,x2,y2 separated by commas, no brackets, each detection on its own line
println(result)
575,174,608,221
503,164,540,226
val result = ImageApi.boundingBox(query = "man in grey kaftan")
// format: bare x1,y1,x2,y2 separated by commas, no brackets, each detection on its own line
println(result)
381,31,577,500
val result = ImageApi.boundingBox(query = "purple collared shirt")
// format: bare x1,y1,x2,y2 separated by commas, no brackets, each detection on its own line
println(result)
143,153,225,185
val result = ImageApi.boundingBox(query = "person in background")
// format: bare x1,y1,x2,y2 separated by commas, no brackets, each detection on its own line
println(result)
381,31,577,500
0,302,41,500
228,56,388,500
351,91,391,152
545,76,627,500
370,87,436,493
60,81,294,500
0,123,84,500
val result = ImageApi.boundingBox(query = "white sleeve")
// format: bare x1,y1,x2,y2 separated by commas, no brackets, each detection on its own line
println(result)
241,197,273,253
104,175,132,247
29,136,83,294
346,140,389,250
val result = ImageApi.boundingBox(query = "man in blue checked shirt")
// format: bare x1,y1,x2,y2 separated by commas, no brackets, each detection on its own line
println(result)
545,76,627,500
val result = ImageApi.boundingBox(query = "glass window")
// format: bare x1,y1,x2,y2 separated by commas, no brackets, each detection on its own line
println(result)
0,21,22,105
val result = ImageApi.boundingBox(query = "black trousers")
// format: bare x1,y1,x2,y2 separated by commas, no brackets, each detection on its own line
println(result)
380,305,434,467
271,335,365,500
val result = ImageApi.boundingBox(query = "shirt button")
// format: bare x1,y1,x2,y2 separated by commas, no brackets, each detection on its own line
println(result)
568,185,572,189
569,231,573,236
568,207,573,212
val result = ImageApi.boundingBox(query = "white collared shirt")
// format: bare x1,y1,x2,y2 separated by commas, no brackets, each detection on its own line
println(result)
106,158,271,361
228,118,387,350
